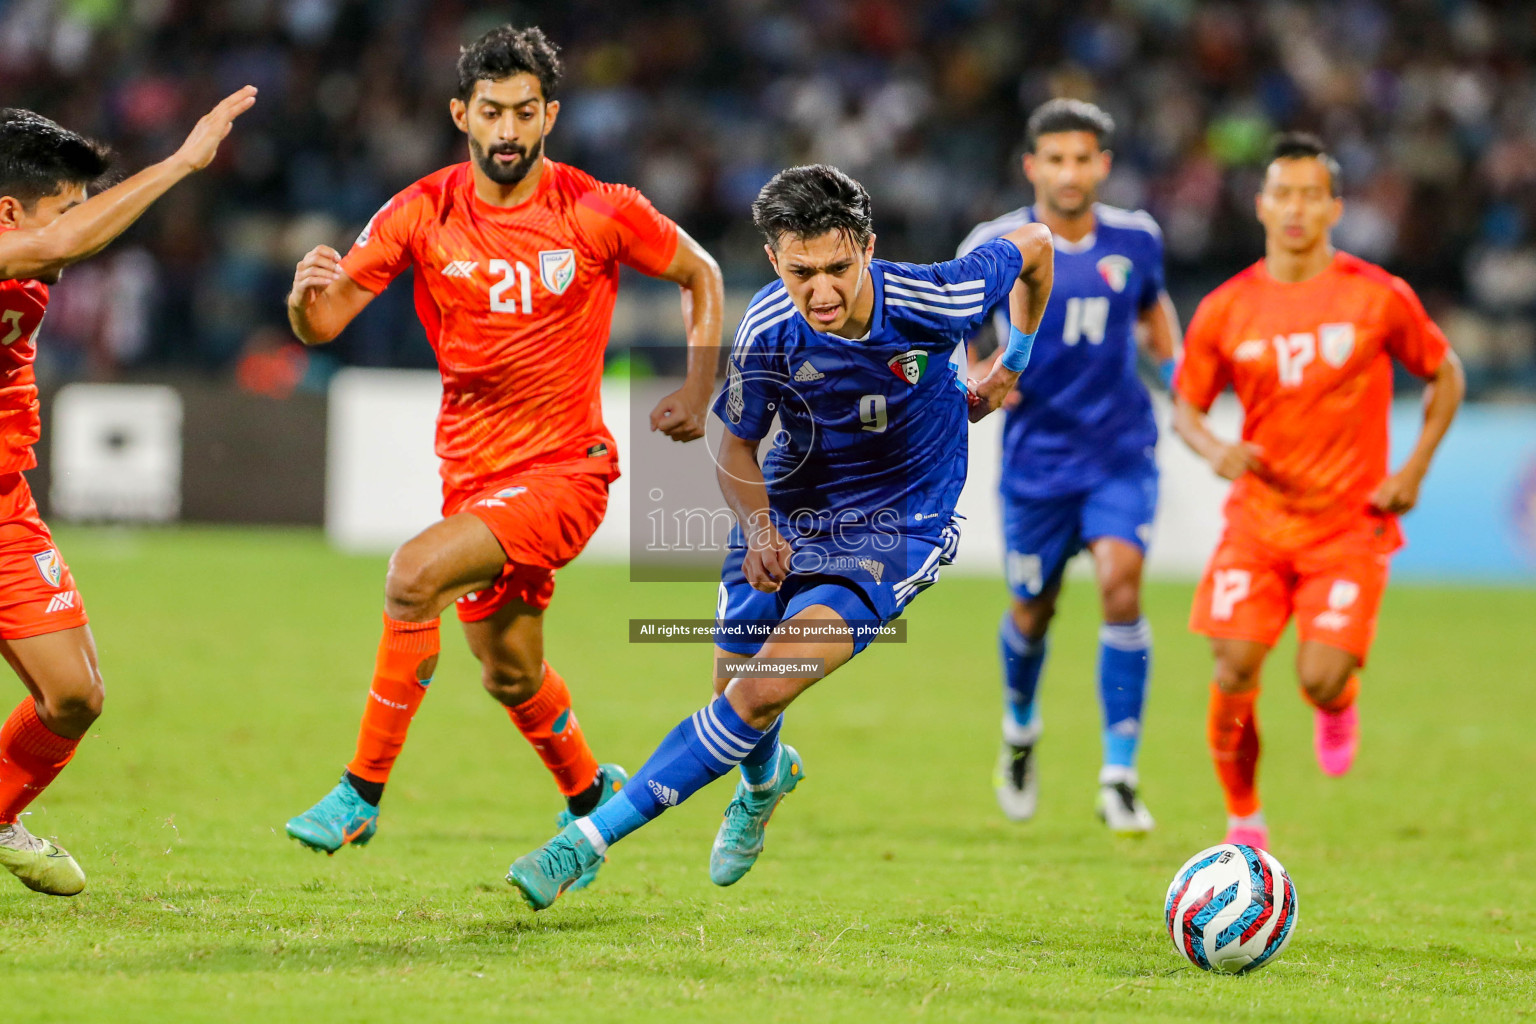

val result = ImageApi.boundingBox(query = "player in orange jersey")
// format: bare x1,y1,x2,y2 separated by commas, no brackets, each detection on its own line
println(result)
282,26,723,884
0,90,257,894
1172,133,1464,852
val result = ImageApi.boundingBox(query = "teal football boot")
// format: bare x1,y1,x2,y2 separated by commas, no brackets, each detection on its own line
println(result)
507,821,604,911
709,744,805,887
554,763,628,891
285,775,379,854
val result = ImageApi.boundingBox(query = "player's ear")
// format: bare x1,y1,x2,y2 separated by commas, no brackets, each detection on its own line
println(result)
863,233,876,262
542,99,559,136
449,97,469,135
0,196,21,230
763,243,779,274
1022,152,1035,183
1099,148,1113,177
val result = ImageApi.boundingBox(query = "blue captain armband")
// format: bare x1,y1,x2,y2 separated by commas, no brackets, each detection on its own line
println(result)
1158,358,1176,389
999,325,1037,373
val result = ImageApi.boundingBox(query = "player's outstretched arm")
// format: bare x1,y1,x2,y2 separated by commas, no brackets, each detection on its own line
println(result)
0,87,257,282
647,227,724,442
286,245,376,345
968,223,1053,421
716,431,792,593
1370,349,1465,514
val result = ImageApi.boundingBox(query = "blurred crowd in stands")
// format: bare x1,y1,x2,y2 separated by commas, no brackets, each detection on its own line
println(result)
4,0,1535,397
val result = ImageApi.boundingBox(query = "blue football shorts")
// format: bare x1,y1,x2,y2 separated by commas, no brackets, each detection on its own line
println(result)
1000,458,1158,601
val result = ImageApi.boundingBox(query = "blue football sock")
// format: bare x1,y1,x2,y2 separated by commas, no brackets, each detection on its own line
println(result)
1000,613,1047,745
1098,618,1152,772
738,714,783,791
581,695,764,851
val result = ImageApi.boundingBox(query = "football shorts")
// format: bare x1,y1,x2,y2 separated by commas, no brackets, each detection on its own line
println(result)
0,473,88,639
714,521,960,657
450,461,611,620
1000,457,1159,600
1189,515,1395,663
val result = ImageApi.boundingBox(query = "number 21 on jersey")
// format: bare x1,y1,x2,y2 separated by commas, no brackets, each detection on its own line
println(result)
488,259,532,314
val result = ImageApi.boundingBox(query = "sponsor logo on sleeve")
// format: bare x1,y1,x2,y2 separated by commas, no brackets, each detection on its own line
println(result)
538,249,577,295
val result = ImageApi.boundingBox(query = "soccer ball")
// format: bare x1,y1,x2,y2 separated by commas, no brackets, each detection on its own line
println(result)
1164,843,1299,974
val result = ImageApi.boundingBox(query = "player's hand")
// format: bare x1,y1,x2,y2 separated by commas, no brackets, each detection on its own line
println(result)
1369,468,1423,514
966,367,1020,422
172,86,258,172
649,385,710,442
1210,441,1264,481
289,245,343,308
743,524,793,593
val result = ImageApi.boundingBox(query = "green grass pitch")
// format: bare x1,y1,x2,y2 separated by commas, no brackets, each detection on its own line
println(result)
2,528,1533,1022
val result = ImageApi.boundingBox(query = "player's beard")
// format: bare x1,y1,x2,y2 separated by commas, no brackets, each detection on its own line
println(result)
471,136,543,187
1042,188,1092,220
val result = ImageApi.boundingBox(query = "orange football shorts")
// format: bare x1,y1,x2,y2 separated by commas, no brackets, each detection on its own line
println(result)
447,462,611,620
1190,514,1395,663
0,473,88,640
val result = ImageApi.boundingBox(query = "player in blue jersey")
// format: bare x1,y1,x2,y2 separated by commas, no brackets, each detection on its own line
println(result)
958,99,1181,835
508,164,1053,909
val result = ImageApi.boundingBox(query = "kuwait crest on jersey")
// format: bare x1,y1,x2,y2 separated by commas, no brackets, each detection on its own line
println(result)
539,249,577,295
33,549,61,588
888,349,927,384
1096,254,1132,293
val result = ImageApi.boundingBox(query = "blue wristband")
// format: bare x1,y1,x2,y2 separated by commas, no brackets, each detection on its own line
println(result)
1000,325,1036,373
1158,358,1176,389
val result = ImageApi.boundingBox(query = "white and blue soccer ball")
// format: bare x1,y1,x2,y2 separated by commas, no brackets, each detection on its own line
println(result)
1165,843,1299,974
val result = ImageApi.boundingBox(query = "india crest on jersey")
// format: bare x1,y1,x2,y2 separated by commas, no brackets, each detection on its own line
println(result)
33,549,61,588
1097,254,1132,293
1319,322,1355,367
539,249,577,295
888,350,927,384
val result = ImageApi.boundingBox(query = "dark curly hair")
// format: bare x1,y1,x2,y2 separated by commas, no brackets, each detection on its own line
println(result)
456,25,563,103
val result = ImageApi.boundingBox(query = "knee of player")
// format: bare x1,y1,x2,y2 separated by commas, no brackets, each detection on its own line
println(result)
1213,658,1262,694
727,678,804,730
1297,664,1351,704
1010,599,1054,640
42,667,104,729
1098,577,1141,623
383,548,441,620
481,659,542,705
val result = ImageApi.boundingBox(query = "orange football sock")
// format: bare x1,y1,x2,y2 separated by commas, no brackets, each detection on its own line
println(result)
505,663,600,797
1207,683,1261,818
1307,674,1359,713
346,615,440,784
0,698,81,824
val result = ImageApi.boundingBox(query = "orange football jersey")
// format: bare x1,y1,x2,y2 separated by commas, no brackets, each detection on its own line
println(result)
0,230,48,475
1176,251,1449,549
341,159,679,506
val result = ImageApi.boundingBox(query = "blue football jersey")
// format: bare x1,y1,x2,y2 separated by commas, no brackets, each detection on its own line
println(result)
958,203,1166,499
713,238,1024,542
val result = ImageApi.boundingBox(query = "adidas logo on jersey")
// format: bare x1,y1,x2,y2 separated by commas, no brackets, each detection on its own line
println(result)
441,260,477,278
858,558,884,583
45,591,77,614
648,780,679,806
793,360,825,382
